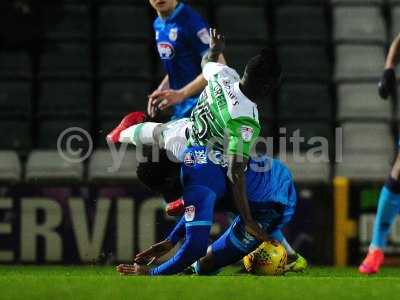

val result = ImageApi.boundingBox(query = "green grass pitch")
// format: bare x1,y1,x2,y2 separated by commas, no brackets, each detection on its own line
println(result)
1,265,400,300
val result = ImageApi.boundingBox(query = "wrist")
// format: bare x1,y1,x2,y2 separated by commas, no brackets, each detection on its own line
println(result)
208,50,221,61
177,88,188,101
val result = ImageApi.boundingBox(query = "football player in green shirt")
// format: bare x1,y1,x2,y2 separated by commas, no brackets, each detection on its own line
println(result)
107,28,282,242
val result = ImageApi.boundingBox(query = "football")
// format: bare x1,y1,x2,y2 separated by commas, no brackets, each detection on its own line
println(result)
243,241,288,276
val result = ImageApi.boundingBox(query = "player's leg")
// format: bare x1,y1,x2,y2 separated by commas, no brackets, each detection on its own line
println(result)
359,151,400,274
191,216,256,275
194,205,286,275
270,229,307,272
106,111,171,147
108,113,190,161
119,122,162,145
107,111,149,143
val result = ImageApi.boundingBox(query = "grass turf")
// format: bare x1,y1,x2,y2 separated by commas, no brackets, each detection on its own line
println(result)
1,265,400,300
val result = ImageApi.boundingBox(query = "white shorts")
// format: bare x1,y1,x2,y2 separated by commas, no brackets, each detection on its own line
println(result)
162,118,190,162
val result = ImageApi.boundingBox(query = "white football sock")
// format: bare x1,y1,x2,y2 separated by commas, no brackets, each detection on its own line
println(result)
119,122,160,145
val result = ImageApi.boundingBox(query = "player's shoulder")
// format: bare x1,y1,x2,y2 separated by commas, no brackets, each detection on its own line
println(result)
270,158,294,182
203,62,240,81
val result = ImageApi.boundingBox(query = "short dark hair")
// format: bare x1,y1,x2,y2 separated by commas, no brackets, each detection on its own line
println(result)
136,149,182,202
243,47,282,97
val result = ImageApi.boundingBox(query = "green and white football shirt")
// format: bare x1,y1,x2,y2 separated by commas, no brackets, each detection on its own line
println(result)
188,62,261,158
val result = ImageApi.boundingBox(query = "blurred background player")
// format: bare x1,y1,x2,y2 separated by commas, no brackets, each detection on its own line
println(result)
147,0,225,120
359,33,400,274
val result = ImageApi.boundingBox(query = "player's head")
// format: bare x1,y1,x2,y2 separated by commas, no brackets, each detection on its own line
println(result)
136,149,182,202
149,0,178,16
240,47,282,100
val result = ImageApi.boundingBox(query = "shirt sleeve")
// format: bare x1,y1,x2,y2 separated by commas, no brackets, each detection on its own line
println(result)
186,8,210,57
202,62,227,80
226,117,261,159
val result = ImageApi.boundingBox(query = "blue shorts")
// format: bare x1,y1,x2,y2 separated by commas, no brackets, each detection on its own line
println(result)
180,146,227,226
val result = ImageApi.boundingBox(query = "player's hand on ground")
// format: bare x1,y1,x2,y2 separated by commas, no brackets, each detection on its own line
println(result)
117,263,150,276
244,220,269,242
378,68,397,100
209,28,225,56
134,240,174,265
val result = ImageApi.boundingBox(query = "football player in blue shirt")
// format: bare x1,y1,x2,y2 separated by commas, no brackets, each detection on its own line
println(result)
116,148,306,275
147,0,225,120
118,146,227,275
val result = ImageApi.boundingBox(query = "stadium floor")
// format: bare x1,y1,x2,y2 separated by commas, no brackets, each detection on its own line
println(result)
1,266,400,300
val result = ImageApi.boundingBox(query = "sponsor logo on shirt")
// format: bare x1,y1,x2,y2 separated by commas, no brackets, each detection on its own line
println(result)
240,125,254,142
197,28,210,45
157,42,175,59
184,149,208,166
208,150,228,167
184,152,195,167
221,80,238,105
169,27,178,42
184,205,196,222
194,150,207,164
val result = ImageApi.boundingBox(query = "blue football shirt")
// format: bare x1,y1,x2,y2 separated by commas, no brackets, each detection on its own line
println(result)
154,3,210,119
245,155,297,225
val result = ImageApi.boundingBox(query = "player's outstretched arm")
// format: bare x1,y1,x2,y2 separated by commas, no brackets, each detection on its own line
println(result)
134,216,185,265
201,28,225,69
149,28,226,113
379,34,400,99
134,240,174,265
227,155,269,242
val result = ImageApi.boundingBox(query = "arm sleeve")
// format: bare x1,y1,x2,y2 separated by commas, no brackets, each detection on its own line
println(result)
226,117,261,159
150,225,210,275
202,62,226,80
166,217,185,245
186,10,210,57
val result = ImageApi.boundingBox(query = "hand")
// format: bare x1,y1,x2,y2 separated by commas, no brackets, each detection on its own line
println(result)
244,220,269,242
117,263,150,276
147,89,185,117
378,68,397,100
134,240,174,265
209,28,225,58
147,89,162,118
